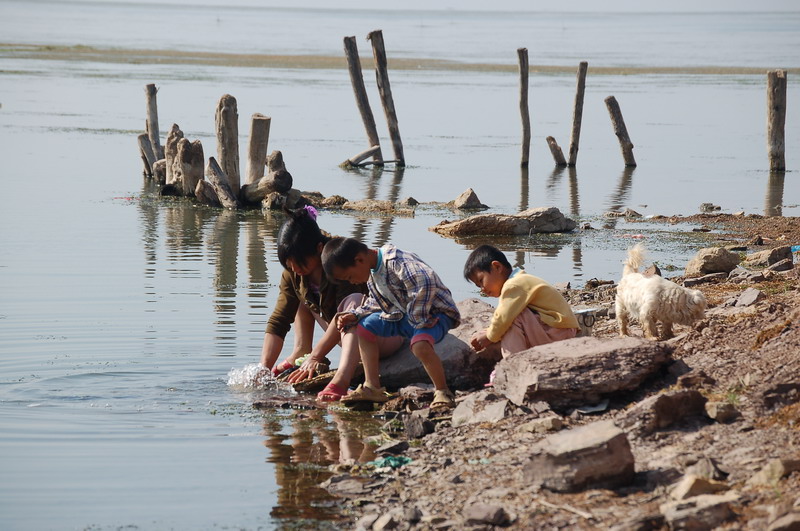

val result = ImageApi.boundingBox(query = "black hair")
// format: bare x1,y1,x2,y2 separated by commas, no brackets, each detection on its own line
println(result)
321,236,368,281
463,244,512,281
276,206,330,269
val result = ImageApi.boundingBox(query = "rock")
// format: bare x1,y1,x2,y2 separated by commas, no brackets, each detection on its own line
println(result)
523,420,635,492
609,512,665,531
452,188,487,209
322,474,368,497
644,264,662,277
685,247,741,277
747,458,800,487
519,416,564,434
493,336,672,409
678,370,717,390
463,503,511,526
660,492,739,530
686,457,729,481
704,401,740,423
682,272,727,287
766,258,794,272
699,202,721,212
373,510,402,530
735,287,766,307
376,440,410,455
670,474,730,500
340,199,415,215
728,268,766,283
615,389,707,437
743,245,792,268
403,411,435,439
769,512,800,531
320,194,348,207
748,235,764,246
451,390,515,427
430,206,576,237
378,299,499,391
398,196,419,206
355,513,380,531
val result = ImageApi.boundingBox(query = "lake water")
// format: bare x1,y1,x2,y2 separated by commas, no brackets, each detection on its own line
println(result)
1,1,798,529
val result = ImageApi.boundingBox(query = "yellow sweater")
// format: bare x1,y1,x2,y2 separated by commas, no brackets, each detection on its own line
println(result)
486,270,579,342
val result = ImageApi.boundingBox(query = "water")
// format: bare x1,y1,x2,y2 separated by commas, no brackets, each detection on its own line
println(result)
1,1,798,529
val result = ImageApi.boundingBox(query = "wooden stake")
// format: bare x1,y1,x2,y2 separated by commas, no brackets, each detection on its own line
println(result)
604,95,637,167
343,36,383,164
518,48,531,167
568,61,588,166
195,179,221,208
145,84,164,159
178,139,204,197
215,94,240,193
246,113,271,186
137,133,157,177
205,156,240,209
341,145,381,168
767,69,787,172
546,136,567,166
164,124,184,187
368,30,405,166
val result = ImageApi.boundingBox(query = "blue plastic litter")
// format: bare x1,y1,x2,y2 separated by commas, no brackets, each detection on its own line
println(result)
791,245,800,253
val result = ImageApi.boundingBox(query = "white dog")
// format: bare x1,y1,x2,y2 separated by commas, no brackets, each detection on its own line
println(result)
615,244,707,340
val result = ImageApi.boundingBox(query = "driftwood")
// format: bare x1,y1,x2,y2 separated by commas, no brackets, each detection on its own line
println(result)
605,95,637,167
215,94,240,193
152,159,166,184
137,133,157,177
145,84,164,159
174,138,204,197
205,157,240,209
368,30,405,166
245,113,271,185
568,61,588,166
518,48,531,167
240,169,293,204
546,136,567,166
195,179,221,208
430,207,576,237
343,36,383,164
341,145,381,168
164,124,184,186
767,69,787,172
267,150,286,173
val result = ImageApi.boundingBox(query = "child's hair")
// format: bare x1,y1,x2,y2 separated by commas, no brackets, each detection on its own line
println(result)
463,244,512,280
321,236,368,280
276,205,329,269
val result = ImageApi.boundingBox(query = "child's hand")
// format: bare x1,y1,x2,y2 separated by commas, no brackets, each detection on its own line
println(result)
470,331,491,352
336,312,358,332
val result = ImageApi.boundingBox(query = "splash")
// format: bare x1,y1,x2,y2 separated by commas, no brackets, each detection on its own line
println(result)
226,363,280,391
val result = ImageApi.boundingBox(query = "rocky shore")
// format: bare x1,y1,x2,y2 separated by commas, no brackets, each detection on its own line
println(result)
319,214,800,531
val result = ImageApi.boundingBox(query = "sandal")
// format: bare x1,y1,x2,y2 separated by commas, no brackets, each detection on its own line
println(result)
317,382,347,402
430,389,455,410
341,384,390,405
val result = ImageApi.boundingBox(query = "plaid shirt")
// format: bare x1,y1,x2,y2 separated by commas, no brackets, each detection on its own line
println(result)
352,244,461,329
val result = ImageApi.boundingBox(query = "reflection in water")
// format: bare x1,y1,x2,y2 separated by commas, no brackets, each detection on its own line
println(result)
261,407,381,521
567,167,580,218
208,210,239,350
765,171,785,216
603,167,635,229
347,165,404,247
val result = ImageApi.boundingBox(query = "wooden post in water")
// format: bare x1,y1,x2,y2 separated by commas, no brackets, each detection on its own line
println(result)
343,36,383,164
164,124,184,187
604,95,637,167
341,145,381,168
767,69,787,172
216,94,240,194
546,136,567,166
205,157,241,209
367,30,405,166
144,84,164,159
137,133,157,177
518,48,531,167
245,113,271,186
177,139,204,197
568,61,588,167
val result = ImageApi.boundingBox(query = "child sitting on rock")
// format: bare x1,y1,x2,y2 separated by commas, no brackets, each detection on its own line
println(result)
321,237,461,410
463,245,579,374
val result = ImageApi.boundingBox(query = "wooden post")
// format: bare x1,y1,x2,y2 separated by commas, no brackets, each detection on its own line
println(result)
546,136,567,166
568,62,588,167
604,95,637,167
178,139,204,197
215,94,240,194
240,170,293,205
518,48,531,167
367,30,405,166
137,133,157,177
767,69,787,172
195,180,221,208
341,145,381,168
343,36,383,164
205,157,240,209
164,124,184,186
246,113,271,186
145,84,164,159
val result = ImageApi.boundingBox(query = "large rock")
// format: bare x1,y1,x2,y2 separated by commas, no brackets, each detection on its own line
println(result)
742,245,792,268
429,207,576,237
660,492,739,530
685,247,741,277
522,420,635,492
452,188,488,209
615,389,707,437
452,390,516,427
378,299,500,391
493,336,673,408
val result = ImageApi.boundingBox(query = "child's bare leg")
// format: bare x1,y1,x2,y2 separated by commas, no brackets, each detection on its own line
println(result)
357,335,382,390
410,340,447,390
329,330,361,390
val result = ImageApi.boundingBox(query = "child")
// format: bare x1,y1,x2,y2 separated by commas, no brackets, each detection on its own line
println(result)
463,245,579,364
321,237,461,409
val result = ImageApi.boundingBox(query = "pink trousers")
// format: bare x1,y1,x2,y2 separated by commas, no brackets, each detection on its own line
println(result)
500,310,577,358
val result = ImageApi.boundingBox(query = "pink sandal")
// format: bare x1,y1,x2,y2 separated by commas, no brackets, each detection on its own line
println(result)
317,382,347,402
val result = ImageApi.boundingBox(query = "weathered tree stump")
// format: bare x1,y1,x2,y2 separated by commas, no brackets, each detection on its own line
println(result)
368,30,404,166
267,150,286,173
174,139,204,197
245,113,271,186
344,36,383,164
137,133,157,177
767,69,787,172
145,84,164,159
518,48,531,167
215,94,240,193
605,95,637,167
240,169,293,205
568,61,588,167
164,124,184,187
195,179,221,208
546,136,567,166
205,156,240,209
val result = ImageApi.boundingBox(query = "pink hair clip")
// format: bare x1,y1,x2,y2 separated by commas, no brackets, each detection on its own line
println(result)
304,205,318,221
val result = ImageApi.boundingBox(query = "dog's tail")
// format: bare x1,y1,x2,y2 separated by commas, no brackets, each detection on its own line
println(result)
623,243,646,276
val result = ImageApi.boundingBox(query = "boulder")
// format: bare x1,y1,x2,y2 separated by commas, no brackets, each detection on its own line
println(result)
451,390,516,427
378,299,499,391
522,420,635,492
615,389,707,437
685,247,741,277
452,188,487,209
493,336,672,408
660,492,739,530
430,207,576,237
704,401,740,423
743,245,792,268
735,287,766,307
